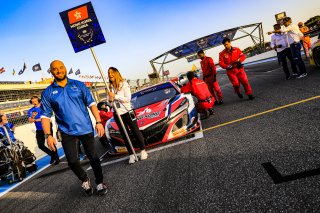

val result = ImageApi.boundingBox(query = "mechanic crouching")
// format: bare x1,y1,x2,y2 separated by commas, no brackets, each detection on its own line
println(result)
181,71,214,119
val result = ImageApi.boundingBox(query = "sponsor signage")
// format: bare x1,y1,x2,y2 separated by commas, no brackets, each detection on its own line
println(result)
60,2,106,53
186,54,199,63
275,12,287,25
169,29,238,58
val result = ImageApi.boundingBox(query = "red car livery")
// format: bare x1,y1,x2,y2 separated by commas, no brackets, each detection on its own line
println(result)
105,81,200,154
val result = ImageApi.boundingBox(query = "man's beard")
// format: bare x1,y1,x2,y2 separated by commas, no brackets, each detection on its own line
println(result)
55,74,67,82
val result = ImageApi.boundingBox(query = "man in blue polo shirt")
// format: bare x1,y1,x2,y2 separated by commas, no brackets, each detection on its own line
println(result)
41,60,107,196
0,114,16,145
28,96,59,165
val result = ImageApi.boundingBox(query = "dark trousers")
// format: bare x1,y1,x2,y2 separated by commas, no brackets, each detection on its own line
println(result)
36,130,58,159
114,112,145,155
60,132,103,184
290,42,307,75
278,48,298,77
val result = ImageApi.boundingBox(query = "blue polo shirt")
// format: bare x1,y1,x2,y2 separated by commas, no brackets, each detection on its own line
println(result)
0,123,16,145
28,106,43,130
40,78,96,136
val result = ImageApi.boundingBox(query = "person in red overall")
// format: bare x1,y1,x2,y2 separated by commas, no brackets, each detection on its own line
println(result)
97,101,114,151
197,50,223,105
219,38,254,100
97,102,113,128
181,71,215,119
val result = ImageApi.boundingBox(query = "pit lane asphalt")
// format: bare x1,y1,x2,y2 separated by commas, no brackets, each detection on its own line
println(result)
0,60,319,212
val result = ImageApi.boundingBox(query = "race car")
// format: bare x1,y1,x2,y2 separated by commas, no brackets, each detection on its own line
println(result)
310,38,320,67
104,81,200,154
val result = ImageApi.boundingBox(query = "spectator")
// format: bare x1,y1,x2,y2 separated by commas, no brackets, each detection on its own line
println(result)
219,38,254,100
28,96,59,165
268,17,307,78
270,24,299,79
197,50,223,105
181,71,214,119
41,60,107,196
0,114,16,145
107,67,148,164
298,22,312,58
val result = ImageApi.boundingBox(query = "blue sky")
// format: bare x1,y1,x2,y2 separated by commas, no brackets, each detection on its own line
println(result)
0,0,319,82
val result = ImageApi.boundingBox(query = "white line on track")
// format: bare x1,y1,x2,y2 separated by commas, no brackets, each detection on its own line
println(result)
0,154,65,198
266,67,282,73
87,127,204,170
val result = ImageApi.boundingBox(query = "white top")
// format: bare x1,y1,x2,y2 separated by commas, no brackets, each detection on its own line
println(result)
281,24,303,44
270,33,289,52
110,81,132,115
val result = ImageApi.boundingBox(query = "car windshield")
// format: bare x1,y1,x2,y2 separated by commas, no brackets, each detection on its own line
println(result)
131,86,178,109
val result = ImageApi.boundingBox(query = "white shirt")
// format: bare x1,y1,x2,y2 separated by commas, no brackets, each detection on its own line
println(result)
270,33,289,52
281,24,303,44
110,81,132,115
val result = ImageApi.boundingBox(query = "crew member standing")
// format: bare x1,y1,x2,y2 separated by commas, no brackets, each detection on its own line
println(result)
197,50,223,105
298,22,312,59
219,38,254,100
268,17,307,78
270,24,298,79
28,96,59,165
41,60,107,196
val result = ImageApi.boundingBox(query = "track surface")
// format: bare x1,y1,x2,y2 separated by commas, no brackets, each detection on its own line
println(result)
0,59,319,212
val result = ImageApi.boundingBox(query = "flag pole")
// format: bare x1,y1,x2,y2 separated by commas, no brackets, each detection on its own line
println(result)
89,47,138,161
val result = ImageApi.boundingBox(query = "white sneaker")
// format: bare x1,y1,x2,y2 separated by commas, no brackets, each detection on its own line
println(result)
96,183,108,196
129,154,137,164
297,73,307,78
140,150,148,160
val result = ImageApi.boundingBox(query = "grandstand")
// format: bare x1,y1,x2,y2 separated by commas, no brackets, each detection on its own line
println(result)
0,79,104,126
0,77,168,127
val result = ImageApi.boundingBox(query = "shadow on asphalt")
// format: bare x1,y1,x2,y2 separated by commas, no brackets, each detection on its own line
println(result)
262,162,320,184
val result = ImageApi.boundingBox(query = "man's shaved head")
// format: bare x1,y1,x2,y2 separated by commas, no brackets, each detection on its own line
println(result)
50,60,67,82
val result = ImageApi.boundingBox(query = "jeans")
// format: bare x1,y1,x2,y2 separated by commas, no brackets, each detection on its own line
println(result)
290,42,306,75
60,132,103,184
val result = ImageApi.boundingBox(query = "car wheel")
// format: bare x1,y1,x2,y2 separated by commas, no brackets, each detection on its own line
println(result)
313,46,320,67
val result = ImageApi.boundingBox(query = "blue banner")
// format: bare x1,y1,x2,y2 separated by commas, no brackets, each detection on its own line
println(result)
168,28,239,58
60,2,106,53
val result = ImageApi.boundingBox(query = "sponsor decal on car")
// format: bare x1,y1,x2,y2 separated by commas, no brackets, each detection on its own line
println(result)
137,111,161,121
137,107,152,116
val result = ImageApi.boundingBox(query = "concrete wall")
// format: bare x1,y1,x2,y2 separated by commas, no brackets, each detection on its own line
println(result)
14,110,96,159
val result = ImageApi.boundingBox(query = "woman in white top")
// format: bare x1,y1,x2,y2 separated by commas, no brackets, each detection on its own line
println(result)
107,67,148,164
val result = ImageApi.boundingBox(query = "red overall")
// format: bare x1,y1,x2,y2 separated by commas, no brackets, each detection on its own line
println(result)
99,110,113,128
219,47,252,95
200,56,223,101
181,78,215,113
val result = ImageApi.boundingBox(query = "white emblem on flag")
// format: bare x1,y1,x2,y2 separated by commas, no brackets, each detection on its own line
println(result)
74,11,82,19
